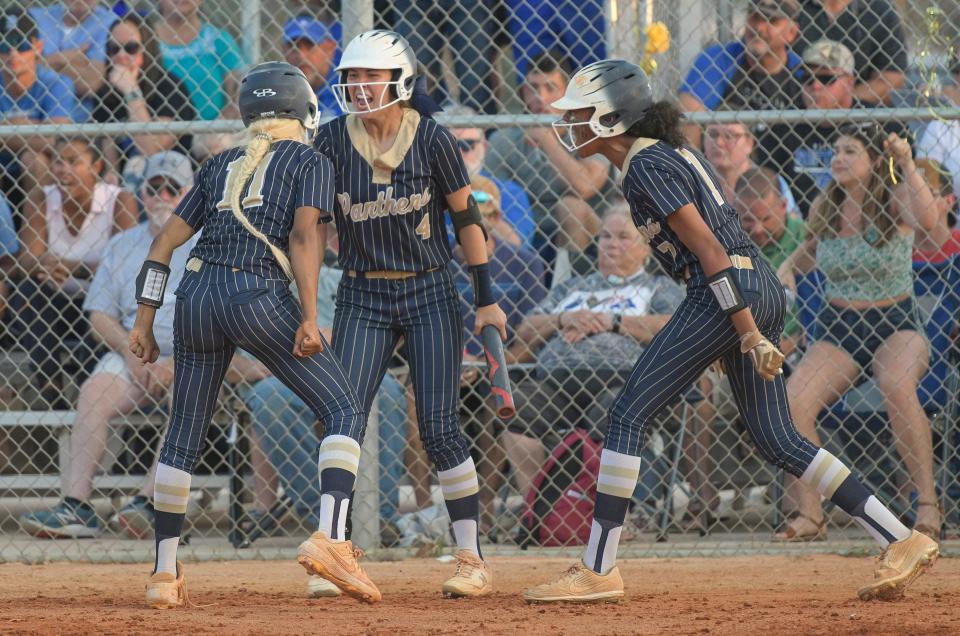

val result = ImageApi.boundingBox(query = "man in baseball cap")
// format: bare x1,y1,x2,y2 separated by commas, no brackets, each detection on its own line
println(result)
143,150,194,190
749,0,799,21
283,13,341,118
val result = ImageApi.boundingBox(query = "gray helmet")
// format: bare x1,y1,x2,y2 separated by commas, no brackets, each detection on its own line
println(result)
239,61,320,134
550,59,653,150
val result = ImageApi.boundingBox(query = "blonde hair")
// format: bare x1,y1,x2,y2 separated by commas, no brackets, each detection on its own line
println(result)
226,118,305,279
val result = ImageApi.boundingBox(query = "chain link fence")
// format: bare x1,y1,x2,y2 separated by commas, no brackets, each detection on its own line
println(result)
0,0,958,563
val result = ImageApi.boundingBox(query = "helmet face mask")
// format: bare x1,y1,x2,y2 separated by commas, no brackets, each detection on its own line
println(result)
333,29,417,115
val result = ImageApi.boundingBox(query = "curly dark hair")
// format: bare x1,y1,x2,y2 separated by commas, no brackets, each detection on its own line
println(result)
624,101,687,148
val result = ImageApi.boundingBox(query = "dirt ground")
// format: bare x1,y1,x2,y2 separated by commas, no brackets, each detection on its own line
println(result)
0,555,958,635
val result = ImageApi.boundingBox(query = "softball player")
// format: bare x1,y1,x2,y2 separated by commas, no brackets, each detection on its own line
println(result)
523,60,938,604
302,29,507,598
129,62,381,608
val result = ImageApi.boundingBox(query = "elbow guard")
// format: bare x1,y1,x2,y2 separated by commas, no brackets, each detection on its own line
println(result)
450,194,488,245
706,267,747,315
136,260,171,308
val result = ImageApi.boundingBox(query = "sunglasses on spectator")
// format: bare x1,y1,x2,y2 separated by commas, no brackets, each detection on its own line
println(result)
144,179,180,198
106,40,142,56
0,41,33,54
457,138,482,152
804,74,843,87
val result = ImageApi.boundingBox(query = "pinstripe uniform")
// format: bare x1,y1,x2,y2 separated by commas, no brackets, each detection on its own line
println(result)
159,140,363,472
314,109,473,471
606,138,819,477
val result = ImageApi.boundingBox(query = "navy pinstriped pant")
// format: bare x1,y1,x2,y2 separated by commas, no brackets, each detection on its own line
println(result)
332,268,472,472
160,262,364,473
606,253,820,477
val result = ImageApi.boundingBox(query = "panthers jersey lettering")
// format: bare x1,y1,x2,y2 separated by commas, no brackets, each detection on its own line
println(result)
314,109,470,272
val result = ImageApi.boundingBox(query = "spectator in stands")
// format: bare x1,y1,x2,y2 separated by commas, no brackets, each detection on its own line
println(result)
678,0,804,158
11,137,137,409
93,13,195,186
776,126,942,540
912,159,959,265
794,0,906,105
452,175,547,530
0,10,82,208
486,50,614,278
704,122,799,216
282,13,341,119
17,152,211,537
915,115,960,211
501,206,683,500
29,0,117,106
391,1,498,115
0,191,17,327
154,0,245,122
735,167,804,355
446,103,535,247
506,0,606,79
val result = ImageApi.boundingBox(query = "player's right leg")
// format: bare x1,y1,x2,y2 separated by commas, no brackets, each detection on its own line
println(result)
225,274,383,603
525,290,735,603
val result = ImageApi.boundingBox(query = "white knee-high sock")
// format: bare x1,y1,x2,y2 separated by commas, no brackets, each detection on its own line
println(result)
317,435,361,542
438,458,482,558
583,449,642,575
153,463,192,575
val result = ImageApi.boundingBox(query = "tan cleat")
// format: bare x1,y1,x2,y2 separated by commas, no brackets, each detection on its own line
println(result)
145,561,188,609
441,550,493,598
858,530,939,601
524,562,624,604
306,574,342,598
297,531,381,603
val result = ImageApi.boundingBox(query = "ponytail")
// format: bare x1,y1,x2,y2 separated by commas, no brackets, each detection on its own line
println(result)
227,118,304,280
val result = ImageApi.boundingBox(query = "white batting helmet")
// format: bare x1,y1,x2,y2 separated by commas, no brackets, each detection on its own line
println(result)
333,29,418,114
550,59,654,151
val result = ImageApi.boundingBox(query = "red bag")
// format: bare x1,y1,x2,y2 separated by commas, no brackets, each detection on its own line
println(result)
519,428,602,547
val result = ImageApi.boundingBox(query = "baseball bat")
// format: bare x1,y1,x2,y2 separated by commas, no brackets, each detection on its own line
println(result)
481,325,516,419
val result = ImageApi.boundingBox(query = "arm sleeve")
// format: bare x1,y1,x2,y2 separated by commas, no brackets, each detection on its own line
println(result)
174,162,208,230
296,150,335,223
625,160,695,221
430,124,471,196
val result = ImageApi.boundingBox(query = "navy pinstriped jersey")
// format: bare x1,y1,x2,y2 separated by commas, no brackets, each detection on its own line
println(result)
621,139,754,280
175,139,335,279
313,109,470,272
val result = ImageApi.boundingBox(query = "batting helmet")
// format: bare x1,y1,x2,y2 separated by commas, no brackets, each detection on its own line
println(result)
239,61,320,136
333,29,418,114
550,59,654,151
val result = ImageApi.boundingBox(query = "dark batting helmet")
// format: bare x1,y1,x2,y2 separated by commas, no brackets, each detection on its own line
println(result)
239,61,320,135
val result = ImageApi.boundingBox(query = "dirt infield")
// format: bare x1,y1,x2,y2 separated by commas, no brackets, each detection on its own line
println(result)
1,555,957,635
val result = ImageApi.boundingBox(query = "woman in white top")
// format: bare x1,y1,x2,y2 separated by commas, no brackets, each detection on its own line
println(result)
15,137,137,407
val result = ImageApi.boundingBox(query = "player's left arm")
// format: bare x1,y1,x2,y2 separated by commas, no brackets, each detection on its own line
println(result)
667,205,783,381
447,186,507,339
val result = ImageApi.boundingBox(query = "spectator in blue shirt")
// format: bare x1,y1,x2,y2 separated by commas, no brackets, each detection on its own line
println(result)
0,10,81,209
282,13,341,119
678,0,805,155
29,0,117,104
507,0,606,79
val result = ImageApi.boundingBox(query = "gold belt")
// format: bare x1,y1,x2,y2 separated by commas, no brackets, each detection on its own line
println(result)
684,255,754,281
347,267,439,280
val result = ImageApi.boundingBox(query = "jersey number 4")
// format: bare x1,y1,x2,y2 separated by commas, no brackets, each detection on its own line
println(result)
415,213,431,240
216,151,276,211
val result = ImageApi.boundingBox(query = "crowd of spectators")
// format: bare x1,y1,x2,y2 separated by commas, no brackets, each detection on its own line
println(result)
1,0,958,547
